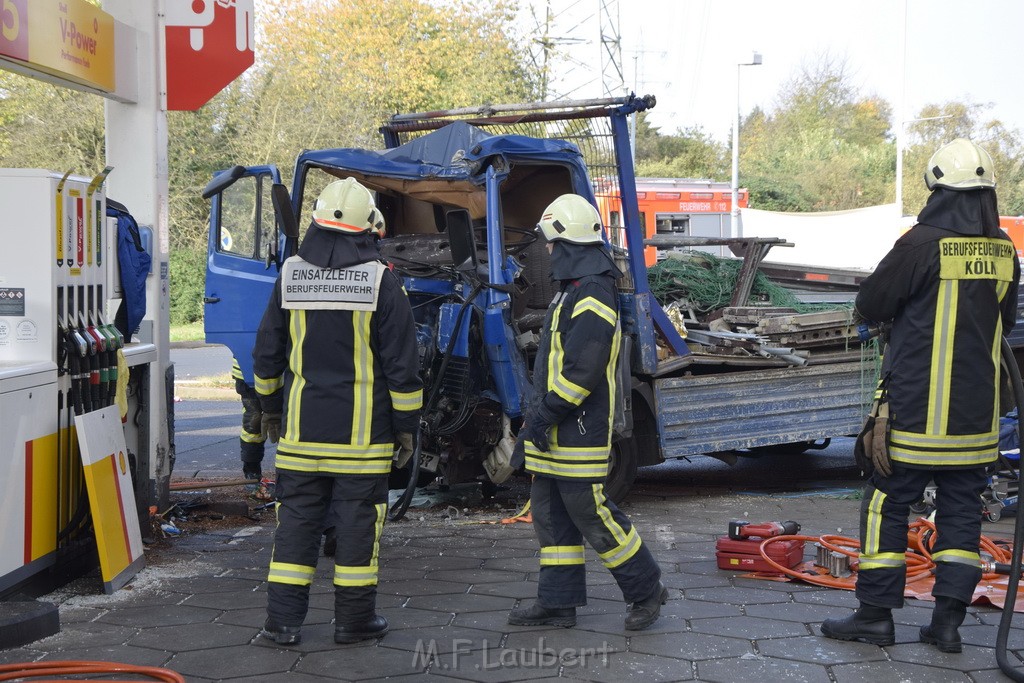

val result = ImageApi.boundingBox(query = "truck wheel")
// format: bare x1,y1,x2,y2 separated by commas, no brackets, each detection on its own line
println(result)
605,437,638,503
520,236,557,309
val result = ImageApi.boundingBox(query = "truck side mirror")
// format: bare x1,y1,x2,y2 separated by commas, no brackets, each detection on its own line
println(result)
201,165,246,199
446,209,478,272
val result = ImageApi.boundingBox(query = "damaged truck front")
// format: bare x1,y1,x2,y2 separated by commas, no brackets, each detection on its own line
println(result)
202,96,878,513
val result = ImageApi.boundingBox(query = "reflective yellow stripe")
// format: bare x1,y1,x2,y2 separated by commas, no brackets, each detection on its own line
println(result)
591,484,628,545
240,429,266,444
864,488,886,556
372,502,385,565
231,358,244,380
890,429,999,447
927,280,957,434
890,446,997,467
991,310,1003,434
334,564,378,586
287,310,307,439
605,324,620,437
858,552,906,571
268,561,315,586
540,545,585,566
548,301,565,398
389,388,423,410
572,296,616,326
353,311,373,444
525,443,609,459
932,549,981,567
275,453,392,475
598,526,641,568
255,375,283,395
552,371,590,405
525,458,609,478
278,439,394,457
889,426,999,465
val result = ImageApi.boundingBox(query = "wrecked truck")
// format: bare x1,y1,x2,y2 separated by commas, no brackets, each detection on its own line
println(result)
201,96,878,516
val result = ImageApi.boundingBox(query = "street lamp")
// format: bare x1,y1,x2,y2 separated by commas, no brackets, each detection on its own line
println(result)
731,51,762,239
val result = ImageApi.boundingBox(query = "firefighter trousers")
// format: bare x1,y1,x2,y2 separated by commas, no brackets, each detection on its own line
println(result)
856,464,988,609
530,476,661,608
267,470,388,627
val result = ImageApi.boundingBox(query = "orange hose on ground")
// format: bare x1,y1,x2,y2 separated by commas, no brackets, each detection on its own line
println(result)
0,661,184,683
758,518,1014,588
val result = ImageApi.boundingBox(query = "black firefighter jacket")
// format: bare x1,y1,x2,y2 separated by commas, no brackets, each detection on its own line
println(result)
253,253,422,477
525,272,621,481
857,200,1020,469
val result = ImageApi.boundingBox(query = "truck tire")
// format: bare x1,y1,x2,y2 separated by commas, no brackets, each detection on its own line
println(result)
520,236,557,309
605,437,638,503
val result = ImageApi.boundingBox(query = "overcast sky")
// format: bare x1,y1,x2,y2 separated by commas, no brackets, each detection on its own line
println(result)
527,0,1024,142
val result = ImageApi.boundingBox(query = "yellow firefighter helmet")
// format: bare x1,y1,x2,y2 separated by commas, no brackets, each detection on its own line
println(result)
311,177,386,236
537,194,604,245
924,138,996,191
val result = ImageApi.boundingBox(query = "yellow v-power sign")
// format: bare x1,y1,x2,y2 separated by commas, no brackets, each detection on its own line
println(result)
0,0,115,93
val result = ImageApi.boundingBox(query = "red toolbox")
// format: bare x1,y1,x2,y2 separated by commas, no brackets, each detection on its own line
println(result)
715,536,804,573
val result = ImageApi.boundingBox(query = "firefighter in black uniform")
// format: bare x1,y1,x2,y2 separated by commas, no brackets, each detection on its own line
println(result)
821,139,1020,652
255,178,421,646
507,193,666,631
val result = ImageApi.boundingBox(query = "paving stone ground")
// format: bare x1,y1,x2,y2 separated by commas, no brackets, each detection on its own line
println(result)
2,488,1024,682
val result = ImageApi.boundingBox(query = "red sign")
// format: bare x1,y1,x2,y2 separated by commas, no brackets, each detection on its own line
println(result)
165,0,254,111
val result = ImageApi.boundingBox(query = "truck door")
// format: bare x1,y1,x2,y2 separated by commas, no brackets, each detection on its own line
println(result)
203,165,281,384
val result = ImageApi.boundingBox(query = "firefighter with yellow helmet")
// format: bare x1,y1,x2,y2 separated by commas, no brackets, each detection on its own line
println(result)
821,139,1020,652
507,193,666,631
255,177,421,646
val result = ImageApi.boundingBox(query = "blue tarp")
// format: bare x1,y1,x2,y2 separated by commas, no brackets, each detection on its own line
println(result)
292,121,595,198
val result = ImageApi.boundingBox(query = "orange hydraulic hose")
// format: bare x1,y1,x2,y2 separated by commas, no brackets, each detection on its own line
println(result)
0,661,184,683
757,520,1014,588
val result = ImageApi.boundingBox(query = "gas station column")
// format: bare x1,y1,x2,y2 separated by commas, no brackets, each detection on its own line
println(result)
102,0,172,507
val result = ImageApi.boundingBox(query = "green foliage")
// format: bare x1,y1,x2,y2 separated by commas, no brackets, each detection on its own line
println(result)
740,56,895,211
634,114,729,180
902,101,1024,216
168,248,206,325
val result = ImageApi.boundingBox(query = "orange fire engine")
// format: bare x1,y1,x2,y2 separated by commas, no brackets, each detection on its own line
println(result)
597,177,747,266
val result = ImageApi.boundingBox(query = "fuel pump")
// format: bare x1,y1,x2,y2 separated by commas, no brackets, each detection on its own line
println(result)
0,169,156,596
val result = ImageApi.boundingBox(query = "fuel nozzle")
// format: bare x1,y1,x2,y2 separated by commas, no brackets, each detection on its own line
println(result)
63,318,90,415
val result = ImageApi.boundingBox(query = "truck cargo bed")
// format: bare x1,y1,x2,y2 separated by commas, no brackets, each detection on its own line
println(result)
654,361,874,457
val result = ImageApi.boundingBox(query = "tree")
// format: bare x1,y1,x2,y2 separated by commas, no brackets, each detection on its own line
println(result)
632,113,729,180
0,0,539,324
902,101,1024,216
740,54,895,212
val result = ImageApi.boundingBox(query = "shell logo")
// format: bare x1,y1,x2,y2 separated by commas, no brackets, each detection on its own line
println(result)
118,450,127,475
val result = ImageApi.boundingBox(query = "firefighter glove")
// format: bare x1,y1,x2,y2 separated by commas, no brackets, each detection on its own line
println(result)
395,432,415,468
510,434,527,469
241,396,263,435
261,412,282,443
525,420,551,452
870,402,892,477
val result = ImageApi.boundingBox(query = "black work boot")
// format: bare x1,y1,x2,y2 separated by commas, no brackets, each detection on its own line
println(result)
261,619,301,645
335,614,389,644
625,581,669,631
507,601,577,627
820,604,895,646
920,596,968,653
